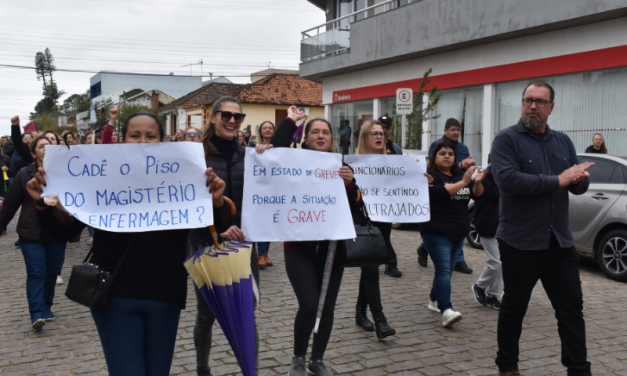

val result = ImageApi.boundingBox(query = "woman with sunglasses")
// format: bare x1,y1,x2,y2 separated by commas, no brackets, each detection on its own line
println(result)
185,127,201,142
191,96,260,376
24,111,235,376
256,106,363,376
351,120,397,340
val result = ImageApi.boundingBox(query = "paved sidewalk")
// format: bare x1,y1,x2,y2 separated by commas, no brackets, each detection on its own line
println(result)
2,220,627,375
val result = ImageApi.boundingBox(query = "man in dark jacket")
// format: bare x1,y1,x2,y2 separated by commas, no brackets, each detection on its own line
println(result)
379,116,402,155
491,81,593,376
418,118,475,274
471,158,502,310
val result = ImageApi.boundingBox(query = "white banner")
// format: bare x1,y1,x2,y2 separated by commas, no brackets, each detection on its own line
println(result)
344,154,430,223
42,143,213,232
242,148,356,241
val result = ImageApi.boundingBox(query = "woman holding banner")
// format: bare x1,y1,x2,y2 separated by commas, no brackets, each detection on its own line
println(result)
193,96,260,376
24,112,236,376
248,120,276,269
351,120,397,339
422,140,485,327
0,134,66,331
259,106,363,376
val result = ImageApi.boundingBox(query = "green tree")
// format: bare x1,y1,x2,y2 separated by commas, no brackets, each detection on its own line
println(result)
62,90,90,115
389,68,441,150
32,48,65,119
29,113,77,134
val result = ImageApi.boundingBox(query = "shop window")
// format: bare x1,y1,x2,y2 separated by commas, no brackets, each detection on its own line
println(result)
495,67,627,155
331,100,373,155
431,87,484,161
379,94,423,150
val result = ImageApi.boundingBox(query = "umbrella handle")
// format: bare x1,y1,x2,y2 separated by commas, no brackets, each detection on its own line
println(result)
224,196,236,215
208,197,237,248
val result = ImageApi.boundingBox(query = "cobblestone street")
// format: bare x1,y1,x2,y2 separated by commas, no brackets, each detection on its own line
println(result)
2,220,627,376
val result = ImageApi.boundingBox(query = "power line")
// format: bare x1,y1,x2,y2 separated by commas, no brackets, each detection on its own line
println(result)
84,0,313,12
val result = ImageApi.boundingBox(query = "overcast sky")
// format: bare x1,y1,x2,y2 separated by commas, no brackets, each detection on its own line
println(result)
0,0,325,136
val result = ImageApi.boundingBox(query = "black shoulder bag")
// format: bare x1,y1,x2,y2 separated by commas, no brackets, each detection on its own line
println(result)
336,196,388,268
65,235,136,310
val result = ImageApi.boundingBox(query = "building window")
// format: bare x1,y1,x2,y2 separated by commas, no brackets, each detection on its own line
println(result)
431,86,484,161
379,94,423,150
495,67,627,155
331,100,373,155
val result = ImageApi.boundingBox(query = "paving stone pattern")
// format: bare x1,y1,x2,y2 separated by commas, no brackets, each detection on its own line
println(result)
2,219,627,375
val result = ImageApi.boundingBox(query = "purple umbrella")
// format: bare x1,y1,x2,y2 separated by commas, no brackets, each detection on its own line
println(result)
314,240,338,333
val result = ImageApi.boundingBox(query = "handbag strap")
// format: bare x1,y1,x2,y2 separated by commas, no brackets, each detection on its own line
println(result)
357,192,374,227
81,234,137,277
82,247,94,264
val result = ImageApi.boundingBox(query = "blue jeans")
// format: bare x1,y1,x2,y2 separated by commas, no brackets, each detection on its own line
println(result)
420,241,465,262
421,234,465,312
91,297,181,376
257,242,270,256
20,241,67,322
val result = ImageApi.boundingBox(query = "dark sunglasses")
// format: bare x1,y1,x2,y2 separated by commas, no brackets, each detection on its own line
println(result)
215,111,246,123
186,132,199,137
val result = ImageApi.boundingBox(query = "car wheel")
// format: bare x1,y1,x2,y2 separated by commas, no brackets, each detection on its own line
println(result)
466,210,483,250
597,229,627,282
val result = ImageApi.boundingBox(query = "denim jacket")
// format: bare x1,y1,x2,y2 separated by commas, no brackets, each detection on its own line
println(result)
491,119,589,250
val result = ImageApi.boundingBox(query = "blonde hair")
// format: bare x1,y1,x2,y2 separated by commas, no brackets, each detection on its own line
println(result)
256,121,276,145
355,120,386,155
185,127,201,142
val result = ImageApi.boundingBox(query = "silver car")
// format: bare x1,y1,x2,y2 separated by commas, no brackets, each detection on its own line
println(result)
571,153,627,281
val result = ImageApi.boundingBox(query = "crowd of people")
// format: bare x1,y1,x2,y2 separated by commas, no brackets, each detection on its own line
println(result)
1,80,596,376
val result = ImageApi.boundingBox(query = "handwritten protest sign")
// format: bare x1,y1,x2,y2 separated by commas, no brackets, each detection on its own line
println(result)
242,148,356,242
344,154,430,223
42,143,213,232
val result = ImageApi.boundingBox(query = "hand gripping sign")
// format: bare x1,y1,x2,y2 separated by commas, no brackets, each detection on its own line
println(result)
344,154,430,223
41,143,213,232
242,148,356,242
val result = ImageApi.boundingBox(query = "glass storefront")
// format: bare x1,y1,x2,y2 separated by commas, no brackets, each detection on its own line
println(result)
379,94,423,150
330,99,374,155
495,67,627,154
431,87,484,161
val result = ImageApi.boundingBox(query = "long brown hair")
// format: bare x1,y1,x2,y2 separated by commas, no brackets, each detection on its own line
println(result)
428,140,462,175
593,133,608,154
256,121,276,145
355,120,385,155
201,96,242,155
301,118,337,153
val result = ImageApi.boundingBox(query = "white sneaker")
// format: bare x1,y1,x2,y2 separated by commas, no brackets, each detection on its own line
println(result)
442,309,462,327
56,276,63,285
428,300,440,313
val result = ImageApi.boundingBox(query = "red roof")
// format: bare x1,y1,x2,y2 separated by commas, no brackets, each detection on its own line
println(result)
160,74,323,110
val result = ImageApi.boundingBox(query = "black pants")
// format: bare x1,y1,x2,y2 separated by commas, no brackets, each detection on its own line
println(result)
284,245,344,360
375,222,397,268
496,239,591,376
356,266,383,315
192,242,260,376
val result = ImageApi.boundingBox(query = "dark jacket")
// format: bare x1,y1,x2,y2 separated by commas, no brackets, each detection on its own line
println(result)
11,125,33,165
0,163,56,241
3,141,14,158
386,140,402,155
190,140,245,248
428,135,470,169
0,154,14,198
271,118,364,253
474,173,500,238
584,145,604,154
491,119,588,250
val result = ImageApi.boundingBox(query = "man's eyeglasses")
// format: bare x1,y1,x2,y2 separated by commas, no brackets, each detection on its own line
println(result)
522,98,551,108
369,131,385,138
186,132,199,137
214,111,246,123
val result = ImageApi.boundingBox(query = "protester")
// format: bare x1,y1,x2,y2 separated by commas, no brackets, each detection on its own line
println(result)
102,104,119,144
10,117,33,176
174,129,184,142
585,133,607,154
262,106,364,376
192,96,260,376
0,144,14,198
491,81,593,376
352,119,397,339
243,125,252,144
248,120,276,268
237,130,247,146
3,136,14,158
95,132,102,144
471,156,502,309
422,140,485,327
25,111,235,376
0,134,67,331
418,117,475,274
85,131,94,145
185,127,201,142
166,136,172,142
339,119,351,155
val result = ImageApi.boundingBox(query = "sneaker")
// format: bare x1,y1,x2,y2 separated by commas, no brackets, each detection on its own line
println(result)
487,295,501,310
44,311,55,322
384,266,402,278
472,284,487,307
56,276,63,285
454,261,473,274
307,359,332,376
442,309,462,327
417,246,428,267
87,237,93,245
428,300,440,313
14,240,19,247
31,319,45,331
288,356,307,376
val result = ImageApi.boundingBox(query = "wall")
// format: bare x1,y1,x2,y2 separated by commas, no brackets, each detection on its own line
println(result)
241,104,325,137
301,0,627,79
320,18,627,103
97,73,201,99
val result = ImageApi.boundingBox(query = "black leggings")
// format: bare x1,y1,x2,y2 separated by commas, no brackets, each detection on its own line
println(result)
356,222,391,315
284,245,344,360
